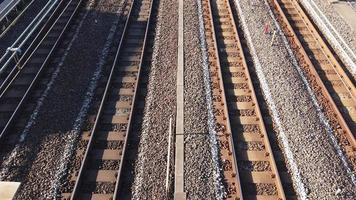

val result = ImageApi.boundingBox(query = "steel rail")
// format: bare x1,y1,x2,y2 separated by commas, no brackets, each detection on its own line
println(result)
302,0,356,74
226,0,286,196
70,0,154,198
296,1,356,96
0,0,83,141
208,0,286,199
0,0,59,74
270,0,356,147
203,0,243,198
114,0,154,196
293,1,356,115
113,0,154,197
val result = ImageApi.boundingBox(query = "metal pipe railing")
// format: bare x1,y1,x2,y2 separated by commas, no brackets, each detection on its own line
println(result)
0,0,81,141
0,0,22,21
0,0,58,74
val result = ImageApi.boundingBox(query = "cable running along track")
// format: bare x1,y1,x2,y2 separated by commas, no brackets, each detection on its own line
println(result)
65,0,154,199
202,0,286,199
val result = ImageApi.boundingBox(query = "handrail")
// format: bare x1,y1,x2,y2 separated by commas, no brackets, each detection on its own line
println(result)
0,0,60,96
0,0,58,74
0,0,34,38
0,0,22,21
0,0,82,141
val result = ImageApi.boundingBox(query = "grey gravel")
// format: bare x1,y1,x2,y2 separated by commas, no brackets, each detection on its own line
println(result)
183,0,215,199
233,0,356,199
184,135,215,199
131,0,177,198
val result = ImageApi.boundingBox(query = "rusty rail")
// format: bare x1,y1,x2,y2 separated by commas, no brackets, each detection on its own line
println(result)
202,0,242,198
269,0,355,165
202,0,286,199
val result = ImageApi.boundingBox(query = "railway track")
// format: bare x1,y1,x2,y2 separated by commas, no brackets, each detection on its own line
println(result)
228,1,298,198
115,1,157,198
0,0,83,141
202,0,286,199
62,0,154,199
268,0,356,167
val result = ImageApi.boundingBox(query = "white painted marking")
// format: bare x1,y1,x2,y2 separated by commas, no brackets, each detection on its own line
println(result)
0,181,20,200
174,0,185,197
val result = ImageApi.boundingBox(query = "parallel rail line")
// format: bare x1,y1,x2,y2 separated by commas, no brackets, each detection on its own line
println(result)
64,0,154,199
0,0,83,141
114,1,157,198
229,0,298,198
202,0,286,199
269,0,356,167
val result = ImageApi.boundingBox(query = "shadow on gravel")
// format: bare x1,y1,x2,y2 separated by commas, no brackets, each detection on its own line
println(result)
0,3,130,199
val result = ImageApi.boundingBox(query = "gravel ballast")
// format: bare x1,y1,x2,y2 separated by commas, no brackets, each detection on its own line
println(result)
183,0,216,199
0,0,125,198
232,0,355,199
131,0,177,198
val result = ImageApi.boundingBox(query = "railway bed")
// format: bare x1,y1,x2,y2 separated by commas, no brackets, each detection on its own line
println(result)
115,1,157,199
0,0,355,199
229,1,298,197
